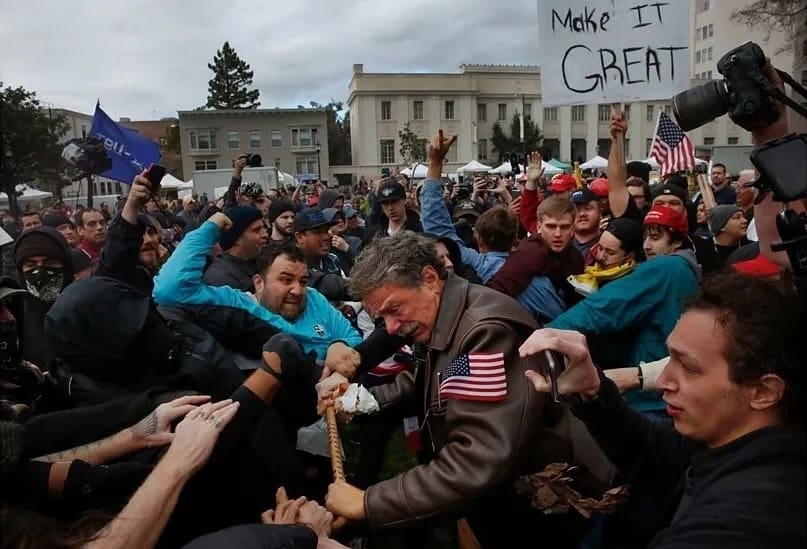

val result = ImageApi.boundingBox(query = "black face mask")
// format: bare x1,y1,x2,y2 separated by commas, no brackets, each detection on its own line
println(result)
0,321,22,370
22,266,66,304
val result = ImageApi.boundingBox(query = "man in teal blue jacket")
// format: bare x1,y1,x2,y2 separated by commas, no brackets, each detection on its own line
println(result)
153,213,362,360
549,205,701,413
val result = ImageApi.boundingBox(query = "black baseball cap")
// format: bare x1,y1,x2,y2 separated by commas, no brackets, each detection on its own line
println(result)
377,179,406,203
651,183,688,204
452,200,481,221
293,207,336,233
570,188,598,204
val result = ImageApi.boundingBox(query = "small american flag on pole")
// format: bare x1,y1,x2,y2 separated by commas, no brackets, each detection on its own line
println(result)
439,353,507,402
650,112,695,177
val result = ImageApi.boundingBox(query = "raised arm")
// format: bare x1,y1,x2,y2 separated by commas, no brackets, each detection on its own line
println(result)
607,108,630,219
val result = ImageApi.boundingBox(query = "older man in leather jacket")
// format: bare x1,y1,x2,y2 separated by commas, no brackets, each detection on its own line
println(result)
324,230,595,546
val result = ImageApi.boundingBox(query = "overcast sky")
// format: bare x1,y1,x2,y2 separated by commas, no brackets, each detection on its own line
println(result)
1,0,540,120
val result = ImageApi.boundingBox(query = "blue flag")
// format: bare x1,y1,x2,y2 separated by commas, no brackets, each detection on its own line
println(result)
90,102,161,184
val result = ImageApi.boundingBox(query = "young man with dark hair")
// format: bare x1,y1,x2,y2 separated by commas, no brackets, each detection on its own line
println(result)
522,272,805,548
487,196,584,309
76,209,107,263
710,162,736,205
18,212,42,232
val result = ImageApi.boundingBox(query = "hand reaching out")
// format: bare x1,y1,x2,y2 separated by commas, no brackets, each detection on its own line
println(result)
160,399,240,476
131,394,212,448
428,130,458,165
610,108,627,140
525,152,544,190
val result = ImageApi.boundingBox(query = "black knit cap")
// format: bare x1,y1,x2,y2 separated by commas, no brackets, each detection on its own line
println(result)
605,218,645,259
220,206,264,250
626,161,651,183
14,230,69,270
268,200,296,223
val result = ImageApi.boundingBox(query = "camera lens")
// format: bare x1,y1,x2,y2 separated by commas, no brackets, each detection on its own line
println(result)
671,81,731,131
246,154,262,168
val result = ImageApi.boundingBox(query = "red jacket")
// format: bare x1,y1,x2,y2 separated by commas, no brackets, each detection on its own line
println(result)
487,236,584,305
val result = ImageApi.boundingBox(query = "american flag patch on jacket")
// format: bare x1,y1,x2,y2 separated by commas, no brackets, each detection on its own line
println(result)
439,353,507,402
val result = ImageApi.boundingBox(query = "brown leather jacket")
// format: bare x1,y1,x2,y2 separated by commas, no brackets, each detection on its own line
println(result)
365,274,553,528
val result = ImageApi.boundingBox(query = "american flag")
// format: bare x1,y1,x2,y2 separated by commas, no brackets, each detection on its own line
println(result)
650,112,695,177
439,353,507,402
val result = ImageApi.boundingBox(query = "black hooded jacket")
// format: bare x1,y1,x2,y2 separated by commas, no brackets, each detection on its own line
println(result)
13,228,74,369
44,277,244,406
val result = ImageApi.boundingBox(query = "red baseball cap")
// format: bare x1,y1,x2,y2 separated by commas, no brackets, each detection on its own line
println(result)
732,254,781,277
549,174,577,193
589,178,610,197
643,204,689,235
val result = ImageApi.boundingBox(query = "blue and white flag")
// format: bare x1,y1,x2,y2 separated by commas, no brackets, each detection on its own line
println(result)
90,102,161,184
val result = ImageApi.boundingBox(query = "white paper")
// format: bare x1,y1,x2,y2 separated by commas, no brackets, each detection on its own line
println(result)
537,0,691,106
339,383,380,414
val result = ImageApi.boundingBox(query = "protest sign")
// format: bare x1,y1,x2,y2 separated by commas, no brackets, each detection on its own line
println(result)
537,0,690,107
90,102,161,184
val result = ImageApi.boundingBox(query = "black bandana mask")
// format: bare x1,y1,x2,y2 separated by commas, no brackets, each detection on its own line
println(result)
23,266,66,304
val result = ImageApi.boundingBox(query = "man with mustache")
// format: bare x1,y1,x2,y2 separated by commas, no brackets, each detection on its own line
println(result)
323,132,606,548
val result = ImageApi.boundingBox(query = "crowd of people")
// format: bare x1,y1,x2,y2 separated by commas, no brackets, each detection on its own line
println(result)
0,100,804,548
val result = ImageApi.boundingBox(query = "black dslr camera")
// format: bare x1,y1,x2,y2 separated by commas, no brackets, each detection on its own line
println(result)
672,42,781,132
61,137,112,177
243,153,263,168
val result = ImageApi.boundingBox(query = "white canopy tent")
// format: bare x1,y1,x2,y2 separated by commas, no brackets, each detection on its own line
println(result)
400,163,429,178
457,160,492,173
0,187,53,202
489,161,564,177
580,156,608,170
159,173,193,191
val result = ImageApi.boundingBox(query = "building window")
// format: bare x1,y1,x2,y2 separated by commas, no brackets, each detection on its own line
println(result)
380,139,395,164
696,50,701,63
80,124,87,138
477,103,487,122
646,105,655,121
292,128,319,147
571,105,586,121
381,101,392,121
295,156,318,175
707,70,712,79
645,138,653,156
543,107,558,121
228,131,240,149
624,104,631,120
413,100,424,120
189,129,218,151
497,103,507,121
271,130,282,148
249,130,261,148
702,26,708,39
444,101,455,120
708,47,713,60
447,138,458,163
478,139,488,160
696,27,701,40
194,160,218,171
597,139,611,157
728,137,739,144
158,136,167,146
624,138,630,156
704,0,710,9
598,105,611,122
274,158,281,169
704,137,715,145
664,105,672,117
524,103,532,119
708,23,713,36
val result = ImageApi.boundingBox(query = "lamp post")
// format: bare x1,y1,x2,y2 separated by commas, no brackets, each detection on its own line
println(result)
315,141,322,183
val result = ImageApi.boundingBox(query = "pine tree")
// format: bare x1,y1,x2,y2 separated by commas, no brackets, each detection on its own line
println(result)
204,42,260,109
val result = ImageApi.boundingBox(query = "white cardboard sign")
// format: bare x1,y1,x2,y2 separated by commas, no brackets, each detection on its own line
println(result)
537,0,691,107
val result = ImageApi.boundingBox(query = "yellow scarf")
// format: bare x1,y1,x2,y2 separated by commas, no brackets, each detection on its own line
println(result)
567,260,637,296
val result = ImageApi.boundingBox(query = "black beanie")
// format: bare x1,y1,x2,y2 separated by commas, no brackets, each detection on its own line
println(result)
14,231,68,270
626,161,651,183
268,200,296,223
220,206,263,250
42,211,73,229
606,218,645,260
